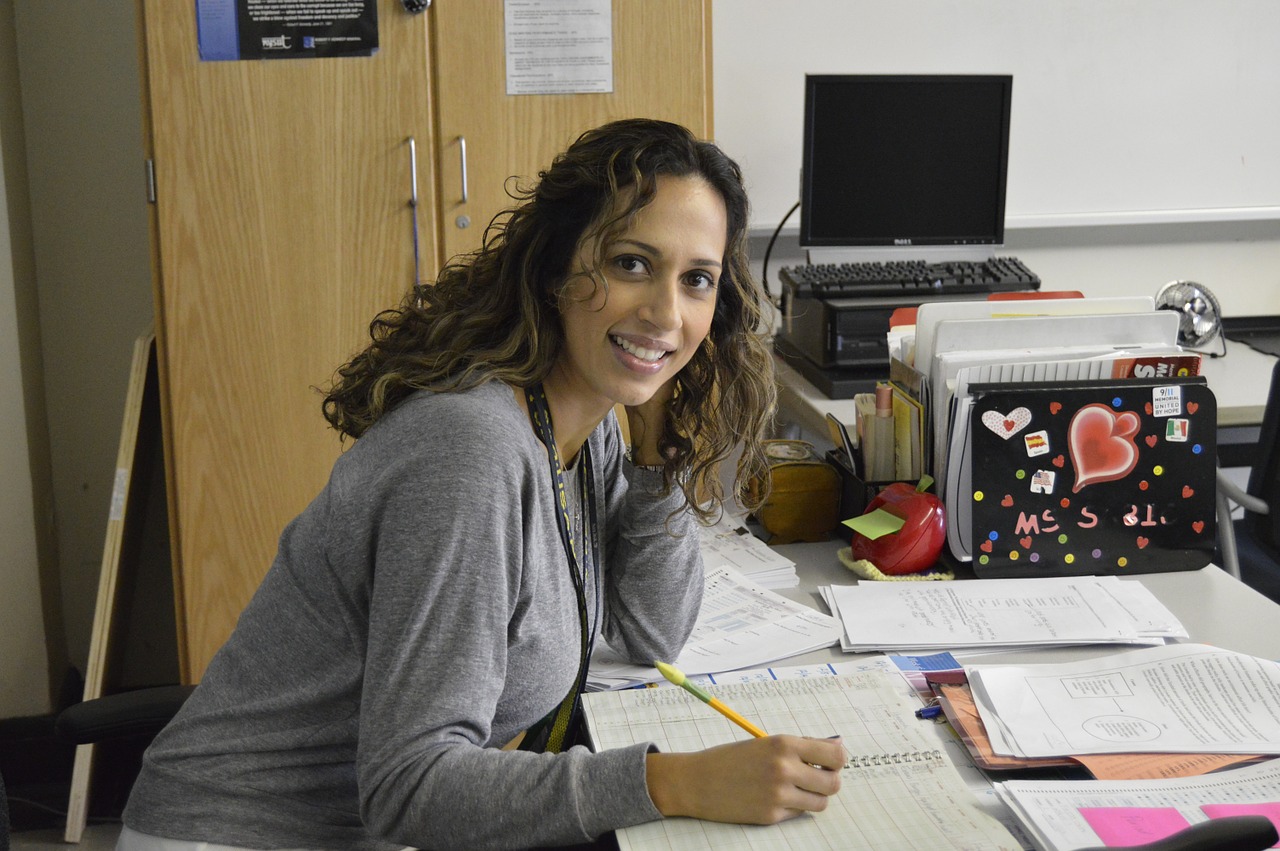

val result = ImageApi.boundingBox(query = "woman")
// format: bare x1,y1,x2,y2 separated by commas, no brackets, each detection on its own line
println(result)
119,119,845,850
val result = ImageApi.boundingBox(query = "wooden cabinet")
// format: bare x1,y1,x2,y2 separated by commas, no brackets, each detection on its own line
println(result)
431,1,712,263
137,0,711,681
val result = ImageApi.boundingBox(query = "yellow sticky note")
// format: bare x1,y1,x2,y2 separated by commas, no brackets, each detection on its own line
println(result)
842,507,905,541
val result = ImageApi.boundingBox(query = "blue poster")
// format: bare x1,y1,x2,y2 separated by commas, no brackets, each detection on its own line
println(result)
196,0,378,61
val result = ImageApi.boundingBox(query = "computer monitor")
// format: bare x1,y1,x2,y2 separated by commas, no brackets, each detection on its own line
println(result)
799,74,1013,256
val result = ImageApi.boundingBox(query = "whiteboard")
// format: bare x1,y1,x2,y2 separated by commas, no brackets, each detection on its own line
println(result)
711,0,1280,231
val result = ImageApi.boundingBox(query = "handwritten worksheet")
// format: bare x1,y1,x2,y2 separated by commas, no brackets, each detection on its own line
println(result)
583,672,1021,850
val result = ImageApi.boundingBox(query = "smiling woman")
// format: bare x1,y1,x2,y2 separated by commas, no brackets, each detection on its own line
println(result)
114,119,844,851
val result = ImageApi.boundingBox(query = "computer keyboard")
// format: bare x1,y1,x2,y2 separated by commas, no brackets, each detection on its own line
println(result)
779,256,1040,299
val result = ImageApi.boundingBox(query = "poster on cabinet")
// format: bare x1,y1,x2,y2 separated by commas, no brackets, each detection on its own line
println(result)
504,0,613,95
196,0,378,61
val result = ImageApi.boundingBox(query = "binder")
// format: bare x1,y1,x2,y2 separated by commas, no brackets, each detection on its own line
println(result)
963,376,1216,578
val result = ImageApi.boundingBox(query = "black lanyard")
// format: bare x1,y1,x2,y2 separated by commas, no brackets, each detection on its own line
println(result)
523,382,599,753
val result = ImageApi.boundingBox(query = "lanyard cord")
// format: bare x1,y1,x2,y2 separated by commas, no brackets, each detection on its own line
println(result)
524,382,599,753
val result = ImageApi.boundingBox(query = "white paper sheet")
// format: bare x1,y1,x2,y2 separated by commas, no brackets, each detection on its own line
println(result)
824,575,1182,652
586,565,842,690
969,643,1280,757
995,759,1280,851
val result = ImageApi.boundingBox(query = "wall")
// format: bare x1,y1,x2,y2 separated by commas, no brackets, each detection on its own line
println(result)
0,0,59,717
716,0,1280,318
8,0,154,691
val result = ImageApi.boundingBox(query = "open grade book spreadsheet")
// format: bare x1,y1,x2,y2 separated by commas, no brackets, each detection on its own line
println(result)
582,672,1020,850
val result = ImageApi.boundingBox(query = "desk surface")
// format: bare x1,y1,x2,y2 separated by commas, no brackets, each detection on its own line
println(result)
770,539,1280,665
776,337,1277,443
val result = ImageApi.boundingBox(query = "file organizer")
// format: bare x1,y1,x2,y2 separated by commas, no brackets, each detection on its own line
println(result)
963,377,1216,577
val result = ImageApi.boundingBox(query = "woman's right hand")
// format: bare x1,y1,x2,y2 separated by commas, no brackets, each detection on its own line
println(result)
645,735,846,825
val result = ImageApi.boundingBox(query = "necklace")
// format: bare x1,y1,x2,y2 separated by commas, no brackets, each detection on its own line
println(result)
521,382,598,753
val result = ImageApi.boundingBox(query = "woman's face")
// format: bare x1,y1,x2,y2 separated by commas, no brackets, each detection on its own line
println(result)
552,174,727,415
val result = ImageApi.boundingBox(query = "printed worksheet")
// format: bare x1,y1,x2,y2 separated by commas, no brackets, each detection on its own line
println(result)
968,643,1280,758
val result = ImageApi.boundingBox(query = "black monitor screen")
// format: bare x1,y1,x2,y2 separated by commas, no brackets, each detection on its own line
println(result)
800,74,1012,248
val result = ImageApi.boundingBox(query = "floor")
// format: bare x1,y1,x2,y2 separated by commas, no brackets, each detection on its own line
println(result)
9,822,122,849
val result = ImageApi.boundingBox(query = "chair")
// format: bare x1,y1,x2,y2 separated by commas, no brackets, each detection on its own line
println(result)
1216,358,1280,596
54,685,194,746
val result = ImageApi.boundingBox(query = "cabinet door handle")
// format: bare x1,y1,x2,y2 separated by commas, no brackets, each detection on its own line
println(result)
407,136,422,284
407,136,419,207
457,135,469,204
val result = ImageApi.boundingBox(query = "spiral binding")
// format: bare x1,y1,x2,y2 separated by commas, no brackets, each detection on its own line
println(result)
846,749,943,769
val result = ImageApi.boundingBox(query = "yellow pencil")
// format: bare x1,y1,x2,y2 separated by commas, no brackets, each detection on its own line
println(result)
654,660,767,738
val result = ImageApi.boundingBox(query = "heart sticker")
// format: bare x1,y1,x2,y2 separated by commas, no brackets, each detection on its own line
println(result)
1068,403,1141,493
982,407,1032,439
1193,520,1205,533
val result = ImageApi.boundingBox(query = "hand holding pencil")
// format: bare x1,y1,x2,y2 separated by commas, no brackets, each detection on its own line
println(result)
646,661,846,825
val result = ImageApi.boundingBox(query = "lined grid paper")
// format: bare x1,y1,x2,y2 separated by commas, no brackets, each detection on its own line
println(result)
583,672,1020,851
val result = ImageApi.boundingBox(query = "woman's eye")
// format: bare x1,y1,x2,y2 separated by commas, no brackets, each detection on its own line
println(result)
614,255,647,275
687,270,717,291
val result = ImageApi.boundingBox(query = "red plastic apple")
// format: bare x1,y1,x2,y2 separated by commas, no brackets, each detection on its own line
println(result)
848,478,946,575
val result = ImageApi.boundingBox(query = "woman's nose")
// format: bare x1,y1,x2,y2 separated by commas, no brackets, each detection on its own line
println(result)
639,277,682,330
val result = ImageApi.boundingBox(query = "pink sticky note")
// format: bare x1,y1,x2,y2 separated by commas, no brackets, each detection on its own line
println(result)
1080,807,1190,847
1201,804,1280,848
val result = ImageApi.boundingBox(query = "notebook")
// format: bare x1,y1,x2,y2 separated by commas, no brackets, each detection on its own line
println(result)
964,377,1217,577
582,672,1021,850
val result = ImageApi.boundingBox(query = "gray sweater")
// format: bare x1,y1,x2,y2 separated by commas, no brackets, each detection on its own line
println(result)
122,382,704,850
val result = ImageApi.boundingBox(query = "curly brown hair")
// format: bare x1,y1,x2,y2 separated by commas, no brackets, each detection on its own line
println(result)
322,118,776,519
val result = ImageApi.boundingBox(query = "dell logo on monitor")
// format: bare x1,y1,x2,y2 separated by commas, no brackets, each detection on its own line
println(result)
893,238,913,246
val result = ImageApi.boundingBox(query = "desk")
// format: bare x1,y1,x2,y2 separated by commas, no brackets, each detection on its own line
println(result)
776,337,1276,441
770,539,1280,665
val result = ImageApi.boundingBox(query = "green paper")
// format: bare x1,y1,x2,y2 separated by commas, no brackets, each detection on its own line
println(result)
842,507,905,540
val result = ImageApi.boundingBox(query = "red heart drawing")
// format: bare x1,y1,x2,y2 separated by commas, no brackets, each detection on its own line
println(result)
1052,455,1065,468
1019,536,1032,549
1187,402,1199,414
1145,402,1153,415
1192,520,1205,533
1136,536,1149,548
980,539,993,553
1145,435,1158,448
1050,402,1063,414
1001,494,1014,507
1069,404,1141,493
1182,485,1194,498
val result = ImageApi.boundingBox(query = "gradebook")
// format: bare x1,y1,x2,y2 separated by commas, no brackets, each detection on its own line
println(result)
582,671,1020,850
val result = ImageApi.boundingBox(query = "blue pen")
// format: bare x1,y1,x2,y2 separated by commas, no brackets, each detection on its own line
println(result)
915,704,943,720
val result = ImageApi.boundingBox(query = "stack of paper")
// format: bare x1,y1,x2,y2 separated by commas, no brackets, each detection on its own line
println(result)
586,565,842,690
995,760,1280,851
697,509,797,588
967,643,1280,759
820,575,1188,653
